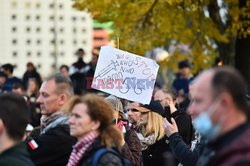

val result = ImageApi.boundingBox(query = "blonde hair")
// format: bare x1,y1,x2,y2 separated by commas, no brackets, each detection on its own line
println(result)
144,111,165,142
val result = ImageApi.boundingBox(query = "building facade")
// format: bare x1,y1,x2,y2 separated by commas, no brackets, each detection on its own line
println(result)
0,0,93,77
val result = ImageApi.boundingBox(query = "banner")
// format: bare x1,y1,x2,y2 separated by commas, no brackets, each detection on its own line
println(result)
91,46,159,104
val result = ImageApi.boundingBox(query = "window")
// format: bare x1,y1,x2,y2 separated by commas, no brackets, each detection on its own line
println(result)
73,40,77,44
82,28,86,33
37,52,41,57
59,4,63,9
12,51,17,57
49,3,54,9
72,16,76,21
81,17,86,21
50,39,55,44
59,28,64,33
60,52,64,56
27,51,32,57
11,1,17,8
36,27,41,32
36,15,40,20
50,27,55,33
60,40,64,45
37,64,41,68
26,27,31,32
82,40,86,44
25,2,31,9
26,15,31,20
11,14,17,20
26,39,31,45
12,27,17,32
36,3,41,9
59,16,64,21
73,28,77,33
12,39,17,44
36,39,41,45
49,16,54,21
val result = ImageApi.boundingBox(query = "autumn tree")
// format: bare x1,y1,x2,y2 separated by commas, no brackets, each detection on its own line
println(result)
73,0,250,83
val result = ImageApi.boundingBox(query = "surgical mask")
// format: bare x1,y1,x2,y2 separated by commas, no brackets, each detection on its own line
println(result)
193,100,222,141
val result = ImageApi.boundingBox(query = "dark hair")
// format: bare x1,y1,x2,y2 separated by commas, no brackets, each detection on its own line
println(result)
66,94,122,148
46,73,73,97
211,66,249,114
178,60,190,69
2,63,14,74
0,72,7,78
0,93,29,141
59,65,69,72
12,82,25,91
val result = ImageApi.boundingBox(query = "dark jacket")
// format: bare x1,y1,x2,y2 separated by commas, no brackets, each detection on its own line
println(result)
197,123,250,166
171,110,194,145
169,133,206,166
78,137,123,166
142,136,173,166
22,70,42,90
27,124,77,166
121,126,142,166
0,143,34,166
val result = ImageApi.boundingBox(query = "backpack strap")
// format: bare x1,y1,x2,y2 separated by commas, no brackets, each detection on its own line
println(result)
92,147,109,166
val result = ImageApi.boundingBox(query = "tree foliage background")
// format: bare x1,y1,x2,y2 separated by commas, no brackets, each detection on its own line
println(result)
73,0,250,82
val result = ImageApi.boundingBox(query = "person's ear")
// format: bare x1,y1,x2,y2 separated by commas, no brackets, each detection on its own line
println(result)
219,92,233,112
91,121,100,131
58,94,67,106
0,119,5,135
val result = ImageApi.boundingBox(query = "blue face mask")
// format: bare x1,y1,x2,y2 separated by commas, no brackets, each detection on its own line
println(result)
193,100,222,141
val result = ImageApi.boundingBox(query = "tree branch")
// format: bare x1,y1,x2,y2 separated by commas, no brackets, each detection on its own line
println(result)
208,0,226,34
139,0,159,29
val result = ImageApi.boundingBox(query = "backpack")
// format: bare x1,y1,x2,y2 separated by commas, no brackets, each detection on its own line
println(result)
91,147,131,166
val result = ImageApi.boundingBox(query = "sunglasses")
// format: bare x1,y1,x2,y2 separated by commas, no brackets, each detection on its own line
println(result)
127,108,139,112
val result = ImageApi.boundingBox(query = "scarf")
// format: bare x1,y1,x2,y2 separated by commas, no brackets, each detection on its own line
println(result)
40,111,65,132
137,132,155,151
67,130,100,166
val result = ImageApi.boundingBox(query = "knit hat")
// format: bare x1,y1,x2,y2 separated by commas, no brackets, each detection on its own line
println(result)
105,95,124,115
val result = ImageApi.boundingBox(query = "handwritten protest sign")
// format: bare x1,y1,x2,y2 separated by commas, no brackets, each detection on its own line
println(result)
91,46,159,104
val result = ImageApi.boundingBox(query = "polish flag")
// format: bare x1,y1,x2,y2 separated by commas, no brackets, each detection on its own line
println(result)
28,140,39,150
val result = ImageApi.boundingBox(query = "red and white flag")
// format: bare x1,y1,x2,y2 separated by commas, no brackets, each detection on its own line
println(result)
28,139,39,150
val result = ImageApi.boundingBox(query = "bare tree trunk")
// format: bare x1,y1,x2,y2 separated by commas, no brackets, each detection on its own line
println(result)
235,0,250,85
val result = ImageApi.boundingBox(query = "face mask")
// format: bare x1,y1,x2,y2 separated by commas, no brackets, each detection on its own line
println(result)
193,100,222,141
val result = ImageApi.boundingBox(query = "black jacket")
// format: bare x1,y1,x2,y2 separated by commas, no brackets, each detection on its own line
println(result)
27,124,77,166
171,110,194,145
142,136,172,166
169,133,206,166
0,143,34,166
78,137,123,166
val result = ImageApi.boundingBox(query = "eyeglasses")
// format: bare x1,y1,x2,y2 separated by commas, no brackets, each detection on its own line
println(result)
127,108,139,112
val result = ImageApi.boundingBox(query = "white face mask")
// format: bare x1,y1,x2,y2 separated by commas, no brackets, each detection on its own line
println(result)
193,99,222,141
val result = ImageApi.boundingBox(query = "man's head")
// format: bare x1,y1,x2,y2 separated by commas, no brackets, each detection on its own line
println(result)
0,72,7,87
154,89,176,108
0,93,29,142
126,102,141,125
12,83,25,96
37,73,73,116
75,48,85,58
59,65,69,77
178,60,191,78
1,63,14,78
188,66,248,136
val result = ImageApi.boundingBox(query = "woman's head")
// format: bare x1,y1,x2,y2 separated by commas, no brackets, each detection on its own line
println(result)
27,78,39,96
66,94,123,147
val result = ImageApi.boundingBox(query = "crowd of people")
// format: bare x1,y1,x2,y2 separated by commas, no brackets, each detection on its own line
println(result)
0,48,249,166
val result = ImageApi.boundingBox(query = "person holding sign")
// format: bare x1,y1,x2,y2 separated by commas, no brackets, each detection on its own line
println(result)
105,95,142,166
